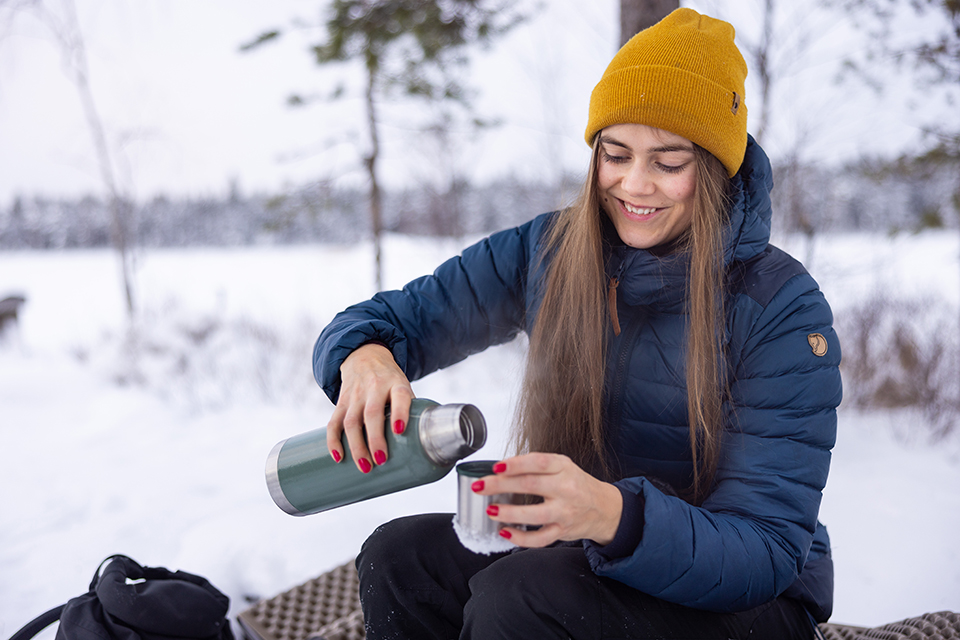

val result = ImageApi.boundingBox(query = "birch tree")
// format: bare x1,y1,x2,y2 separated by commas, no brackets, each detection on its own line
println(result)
1,0,137,317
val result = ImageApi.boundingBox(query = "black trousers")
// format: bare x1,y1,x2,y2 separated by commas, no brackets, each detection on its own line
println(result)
356,513,815,640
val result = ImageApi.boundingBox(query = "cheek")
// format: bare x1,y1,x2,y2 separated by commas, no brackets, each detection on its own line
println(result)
673,179,697,231
596,162,621,195
666,174,697,205
597,173,619,215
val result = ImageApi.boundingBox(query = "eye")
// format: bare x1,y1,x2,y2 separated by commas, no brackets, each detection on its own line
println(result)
656,162,689,175
601,150,630,165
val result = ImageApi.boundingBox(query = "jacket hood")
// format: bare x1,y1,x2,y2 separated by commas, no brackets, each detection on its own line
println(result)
724,135,773,264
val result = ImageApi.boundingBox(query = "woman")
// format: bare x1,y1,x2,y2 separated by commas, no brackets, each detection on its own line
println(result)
313,8,841,639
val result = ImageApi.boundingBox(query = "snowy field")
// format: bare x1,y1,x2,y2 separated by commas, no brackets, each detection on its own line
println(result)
1,230,959,637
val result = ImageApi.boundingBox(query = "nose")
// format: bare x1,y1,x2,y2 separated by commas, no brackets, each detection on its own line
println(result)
620,162,656,198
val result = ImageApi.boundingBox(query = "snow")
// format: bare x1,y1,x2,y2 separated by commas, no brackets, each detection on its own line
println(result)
452,515,518,556
1,231,959,637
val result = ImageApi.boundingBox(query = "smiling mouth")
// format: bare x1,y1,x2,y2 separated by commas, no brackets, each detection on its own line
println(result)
621,200,661,216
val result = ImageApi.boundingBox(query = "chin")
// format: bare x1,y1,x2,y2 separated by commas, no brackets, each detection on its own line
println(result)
616,228,662,250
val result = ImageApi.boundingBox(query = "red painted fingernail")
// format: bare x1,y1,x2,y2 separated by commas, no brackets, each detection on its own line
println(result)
358,458,372,474
393,419,406,435
331,450,342,463
471,480,484,492
486,505,499,516
499,529,512,540
374,450,386,466
493,462,507,473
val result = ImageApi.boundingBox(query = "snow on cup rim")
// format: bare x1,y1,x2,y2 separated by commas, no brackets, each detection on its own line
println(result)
454,460,517,555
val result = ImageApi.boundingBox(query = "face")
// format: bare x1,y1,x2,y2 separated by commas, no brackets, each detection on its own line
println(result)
597,123,698,250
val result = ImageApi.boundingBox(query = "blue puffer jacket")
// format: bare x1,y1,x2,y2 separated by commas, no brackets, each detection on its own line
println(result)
314,137,841,621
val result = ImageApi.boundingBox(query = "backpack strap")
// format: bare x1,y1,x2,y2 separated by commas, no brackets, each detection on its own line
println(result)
7,605,66,640
6,555,132,640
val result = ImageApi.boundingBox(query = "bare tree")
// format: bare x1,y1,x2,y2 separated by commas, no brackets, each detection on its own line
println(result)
703,0,831,264
742,0,775,145
620,0,677,46
1,0,137,317
735,0,820,148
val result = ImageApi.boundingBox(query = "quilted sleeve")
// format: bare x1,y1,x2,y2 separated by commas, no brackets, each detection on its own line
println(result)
313,215,547,403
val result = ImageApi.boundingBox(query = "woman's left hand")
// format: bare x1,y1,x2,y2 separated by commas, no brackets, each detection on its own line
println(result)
474,452,624,548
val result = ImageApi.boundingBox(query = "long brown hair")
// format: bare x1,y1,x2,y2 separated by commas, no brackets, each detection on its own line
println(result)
514,134,731,504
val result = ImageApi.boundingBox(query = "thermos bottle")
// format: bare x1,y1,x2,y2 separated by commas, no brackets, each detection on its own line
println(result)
266,398,487,516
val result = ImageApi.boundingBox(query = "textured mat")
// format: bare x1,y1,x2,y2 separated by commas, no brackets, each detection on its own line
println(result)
237,559,958,640
821,611,960,640
237,560,364,640
821,622,869,640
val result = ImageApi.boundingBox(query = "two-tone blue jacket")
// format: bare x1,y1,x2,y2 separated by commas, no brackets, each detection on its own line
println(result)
314,137,841,621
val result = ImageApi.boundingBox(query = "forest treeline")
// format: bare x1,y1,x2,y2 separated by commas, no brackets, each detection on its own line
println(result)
1,155,958,250
0,175,564,249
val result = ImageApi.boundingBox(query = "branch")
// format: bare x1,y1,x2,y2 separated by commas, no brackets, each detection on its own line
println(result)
238,29,281,52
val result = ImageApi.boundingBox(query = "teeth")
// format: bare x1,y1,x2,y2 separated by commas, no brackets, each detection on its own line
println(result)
624,202,657,215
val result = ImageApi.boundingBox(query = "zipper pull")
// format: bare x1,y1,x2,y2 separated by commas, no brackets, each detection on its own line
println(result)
607,276,621,336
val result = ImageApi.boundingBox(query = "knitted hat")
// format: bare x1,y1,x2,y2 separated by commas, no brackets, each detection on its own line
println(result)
585,8,748,177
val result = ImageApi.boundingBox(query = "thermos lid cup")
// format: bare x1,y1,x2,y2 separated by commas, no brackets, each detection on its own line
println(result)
456,460,497,478
453,460,520,554
456,460,505,538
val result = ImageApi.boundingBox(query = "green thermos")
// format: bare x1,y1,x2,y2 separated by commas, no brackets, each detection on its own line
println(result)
266,398,487,516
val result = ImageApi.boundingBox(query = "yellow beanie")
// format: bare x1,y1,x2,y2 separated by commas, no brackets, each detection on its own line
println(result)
585,8,748,177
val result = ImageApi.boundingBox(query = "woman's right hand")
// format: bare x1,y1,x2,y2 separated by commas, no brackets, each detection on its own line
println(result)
327,342,415,473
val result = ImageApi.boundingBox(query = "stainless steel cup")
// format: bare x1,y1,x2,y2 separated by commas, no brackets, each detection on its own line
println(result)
456,460,512,537
454,460,544,554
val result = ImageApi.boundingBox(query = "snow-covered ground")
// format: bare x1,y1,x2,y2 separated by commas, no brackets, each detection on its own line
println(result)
1,231,959,637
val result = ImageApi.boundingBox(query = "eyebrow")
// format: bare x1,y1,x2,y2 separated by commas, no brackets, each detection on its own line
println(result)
598,135,694,155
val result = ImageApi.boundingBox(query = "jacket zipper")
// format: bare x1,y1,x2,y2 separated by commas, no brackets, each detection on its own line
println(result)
607,260,625,337
605,256,632,447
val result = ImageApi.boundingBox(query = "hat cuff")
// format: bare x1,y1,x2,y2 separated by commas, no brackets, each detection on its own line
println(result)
586,65,747,177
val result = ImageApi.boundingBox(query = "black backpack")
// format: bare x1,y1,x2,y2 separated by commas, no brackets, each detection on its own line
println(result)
9,555,235,640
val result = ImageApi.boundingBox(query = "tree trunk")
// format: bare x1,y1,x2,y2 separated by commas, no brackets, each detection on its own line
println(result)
620,0,678,46
364,66,384,293
62,0,136,317
752,0,775,145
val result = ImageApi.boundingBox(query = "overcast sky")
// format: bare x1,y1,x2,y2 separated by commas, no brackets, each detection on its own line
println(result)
0,0,946,207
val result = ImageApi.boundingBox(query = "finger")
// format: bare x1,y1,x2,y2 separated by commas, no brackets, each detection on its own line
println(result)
494,452,567,476
326,404,347,463
342,404,373,474
473,472,552,498
388,385,415,435
363,400,388,466
485,502,552,528
498,523,562,549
